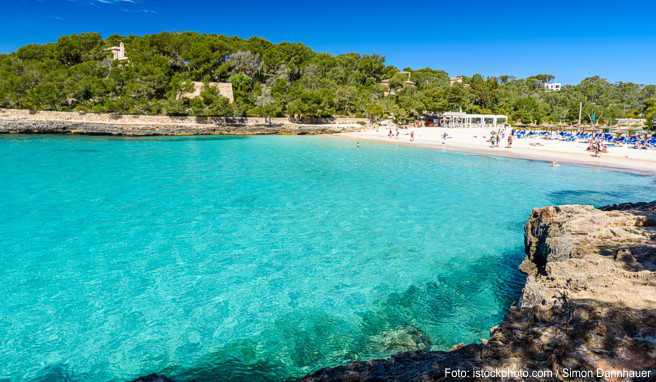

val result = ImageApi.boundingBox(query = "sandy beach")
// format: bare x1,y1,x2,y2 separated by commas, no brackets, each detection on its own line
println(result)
342,127,656,175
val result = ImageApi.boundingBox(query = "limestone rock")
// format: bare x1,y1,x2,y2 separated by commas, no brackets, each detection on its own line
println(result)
369,326,432,353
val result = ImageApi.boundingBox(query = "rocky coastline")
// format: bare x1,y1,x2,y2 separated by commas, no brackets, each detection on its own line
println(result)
0,109,367,136
302,201,656,381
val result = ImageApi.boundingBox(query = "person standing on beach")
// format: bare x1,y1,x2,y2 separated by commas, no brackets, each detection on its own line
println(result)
507,134,513,148
410,131,415,142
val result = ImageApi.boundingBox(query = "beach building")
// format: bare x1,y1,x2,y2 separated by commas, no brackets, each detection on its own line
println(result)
178,82,235,103
416,112,439,127
544,82,562,91
439,112,508,128
615,118,646,128
107,42,128,61
417,112,508,128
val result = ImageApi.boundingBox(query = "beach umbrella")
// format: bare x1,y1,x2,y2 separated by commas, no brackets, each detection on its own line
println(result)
590,112,600,125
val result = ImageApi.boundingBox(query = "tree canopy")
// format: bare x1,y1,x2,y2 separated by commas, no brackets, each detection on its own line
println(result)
0,32,653,128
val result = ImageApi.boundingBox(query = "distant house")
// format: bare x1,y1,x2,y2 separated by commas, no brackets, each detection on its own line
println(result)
379,72,415,97
449,76,464,86
107,42,128,61
544,82,562,91
399,71,415,87
379,79,392,96
178,82,234,103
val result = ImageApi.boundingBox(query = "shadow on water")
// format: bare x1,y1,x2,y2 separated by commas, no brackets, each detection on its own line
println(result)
547,189,654,206
18,364,83,382
56,148,101,153
164,349,292,382
118,136,253,143
23,251,527,382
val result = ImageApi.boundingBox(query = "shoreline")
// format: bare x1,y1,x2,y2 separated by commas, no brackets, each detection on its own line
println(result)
337,129,656,176
0,108,367,136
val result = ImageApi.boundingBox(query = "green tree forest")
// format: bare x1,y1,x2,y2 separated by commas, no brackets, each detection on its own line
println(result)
1,32,654,128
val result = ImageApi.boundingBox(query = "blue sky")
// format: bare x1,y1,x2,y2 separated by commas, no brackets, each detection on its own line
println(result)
3,0,655,84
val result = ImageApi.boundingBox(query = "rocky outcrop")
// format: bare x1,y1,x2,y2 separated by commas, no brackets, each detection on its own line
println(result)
0,109,367,136
0,119,363,136
302,202,656,381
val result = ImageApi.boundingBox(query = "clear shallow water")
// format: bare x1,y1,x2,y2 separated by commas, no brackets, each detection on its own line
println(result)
0,135,654,381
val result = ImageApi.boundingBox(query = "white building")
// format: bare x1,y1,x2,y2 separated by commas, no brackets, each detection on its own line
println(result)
615,118,646,128
440,112,507,128
107,42,128,61
544,82,562,91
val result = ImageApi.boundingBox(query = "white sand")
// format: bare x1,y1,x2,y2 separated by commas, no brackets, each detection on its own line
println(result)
342,127,656,175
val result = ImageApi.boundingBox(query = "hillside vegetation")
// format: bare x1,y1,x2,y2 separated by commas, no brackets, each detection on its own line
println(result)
0,32,654,127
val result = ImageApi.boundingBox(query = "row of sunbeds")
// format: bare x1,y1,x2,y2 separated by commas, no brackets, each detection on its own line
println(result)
512,130,656,149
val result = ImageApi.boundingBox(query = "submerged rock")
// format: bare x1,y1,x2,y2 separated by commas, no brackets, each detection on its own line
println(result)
303,201,656,381
130,374,175,382
368,326,432,353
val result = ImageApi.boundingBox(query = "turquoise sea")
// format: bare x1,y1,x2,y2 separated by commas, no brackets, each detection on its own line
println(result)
1,135,654,381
